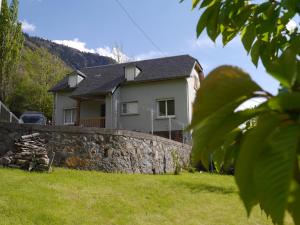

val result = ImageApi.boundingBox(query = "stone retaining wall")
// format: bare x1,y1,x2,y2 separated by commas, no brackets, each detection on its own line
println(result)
0,122,191,174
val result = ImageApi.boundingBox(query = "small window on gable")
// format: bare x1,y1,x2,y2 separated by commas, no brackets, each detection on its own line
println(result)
121,102,138,115
68,71,85,88
125,66,141,81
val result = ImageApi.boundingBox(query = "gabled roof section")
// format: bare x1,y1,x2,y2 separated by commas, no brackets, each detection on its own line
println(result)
49,70,86,92
49,55,201,97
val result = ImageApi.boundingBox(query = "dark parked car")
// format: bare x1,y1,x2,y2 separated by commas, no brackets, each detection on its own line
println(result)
20,112,47,125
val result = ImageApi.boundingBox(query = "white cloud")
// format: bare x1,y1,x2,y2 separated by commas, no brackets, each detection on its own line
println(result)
52,38,173,63
21,20,36,33
53,38,96,53
96,46,130,63
53,38,130,63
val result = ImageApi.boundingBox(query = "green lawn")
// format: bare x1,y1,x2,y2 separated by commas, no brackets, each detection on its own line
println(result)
0,168,292,225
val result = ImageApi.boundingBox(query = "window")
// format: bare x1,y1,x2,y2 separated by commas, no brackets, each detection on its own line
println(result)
157,99,175,118
121,102,138,115
125,66,141,81
68,74,84,88
64,108,76,125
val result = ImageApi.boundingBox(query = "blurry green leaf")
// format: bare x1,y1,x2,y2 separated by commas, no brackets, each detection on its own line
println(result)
255,1,271,14
250,39,261,67
206,1,221,41
235,4,254,28
200,0,216,8
213,148,225,172
282,0,299,13
196,8,210,37
191,66,262,126
222,28,239,46
268,92,300,112
267,48,297,88
192,0,200,9
191,103,261,167
235,113,280,215
241,23,256,53
190,66,263,167
288,182,300,225
254,123,300,225
290,34,300,55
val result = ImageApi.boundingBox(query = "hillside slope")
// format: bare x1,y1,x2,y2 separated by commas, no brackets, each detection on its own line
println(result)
24,34,116,69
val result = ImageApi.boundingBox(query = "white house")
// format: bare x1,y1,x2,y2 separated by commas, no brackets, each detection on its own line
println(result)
49,55,203,142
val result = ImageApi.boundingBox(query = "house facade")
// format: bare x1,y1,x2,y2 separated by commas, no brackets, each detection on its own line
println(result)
50,55,203,142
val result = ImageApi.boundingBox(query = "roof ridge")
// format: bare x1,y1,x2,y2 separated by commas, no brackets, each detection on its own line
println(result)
82,54,193,70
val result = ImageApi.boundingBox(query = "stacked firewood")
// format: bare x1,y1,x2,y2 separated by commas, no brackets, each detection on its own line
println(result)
0,133,51,172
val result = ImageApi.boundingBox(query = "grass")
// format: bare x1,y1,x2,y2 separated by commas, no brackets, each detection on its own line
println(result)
0,168,292,225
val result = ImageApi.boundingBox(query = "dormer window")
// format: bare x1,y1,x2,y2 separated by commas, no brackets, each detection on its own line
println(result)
68,70,85,88
125,65,141,81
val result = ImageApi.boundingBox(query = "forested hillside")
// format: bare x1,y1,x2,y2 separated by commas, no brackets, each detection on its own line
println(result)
24,34,116,69
7,34,115,119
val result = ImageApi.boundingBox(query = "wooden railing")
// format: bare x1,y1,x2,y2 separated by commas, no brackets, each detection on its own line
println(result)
80,117,105,128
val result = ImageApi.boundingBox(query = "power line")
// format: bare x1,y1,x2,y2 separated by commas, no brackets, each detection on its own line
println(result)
114,0,165,56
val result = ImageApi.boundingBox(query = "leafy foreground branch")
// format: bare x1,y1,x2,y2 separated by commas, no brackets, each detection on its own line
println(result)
184,0,300,224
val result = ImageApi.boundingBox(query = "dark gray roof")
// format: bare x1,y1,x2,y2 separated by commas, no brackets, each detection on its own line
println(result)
49,70,86,92
49,55,201,97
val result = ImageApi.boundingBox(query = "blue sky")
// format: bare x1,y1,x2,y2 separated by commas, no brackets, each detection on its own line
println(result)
19,0,279,94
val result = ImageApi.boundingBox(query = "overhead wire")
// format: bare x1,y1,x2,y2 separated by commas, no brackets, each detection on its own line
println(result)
114,0,165,56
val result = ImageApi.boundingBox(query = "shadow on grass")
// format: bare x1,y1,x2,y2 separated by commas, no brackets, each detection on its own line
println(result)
179,181,237,194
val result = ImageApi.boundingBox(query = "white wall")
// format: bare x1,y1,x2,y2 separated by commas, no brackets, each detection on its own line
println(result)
54,92,77,125
186,67,201,123
116,79,189,133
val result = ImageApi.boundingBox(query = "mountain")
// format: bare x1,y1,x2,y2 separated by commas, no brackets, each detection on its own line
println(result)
24,34,116,69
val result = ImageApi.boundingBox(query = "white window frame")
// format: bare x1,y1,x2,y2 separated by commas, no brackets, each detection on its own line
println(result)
156,98,175,119
63,108,77,125
121,101,139,116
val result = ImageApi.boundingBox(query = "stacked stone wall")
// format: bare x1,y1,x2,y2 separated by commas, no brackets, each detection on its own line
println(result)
0,123,191,174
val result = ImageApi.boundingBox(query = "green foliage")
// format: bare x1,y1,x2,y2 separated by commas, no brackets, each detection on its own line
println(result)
188,0,299,88
189,65,300,225
184,1,300,224
0,0,23,102
171,151,182,175
7,45,71,118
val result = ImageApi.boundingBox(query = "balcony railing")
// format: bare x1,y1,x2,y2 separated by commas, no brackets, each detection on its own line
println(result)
80,117,105,128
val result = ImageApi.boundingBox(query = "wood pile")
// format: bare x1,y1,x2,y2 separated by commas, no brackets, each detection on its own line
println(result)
0,133,51,172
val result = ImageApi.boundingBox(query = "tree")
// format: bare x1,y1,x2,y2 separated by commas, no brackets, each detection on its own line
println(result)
183,0,300,224
0,0,23,102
